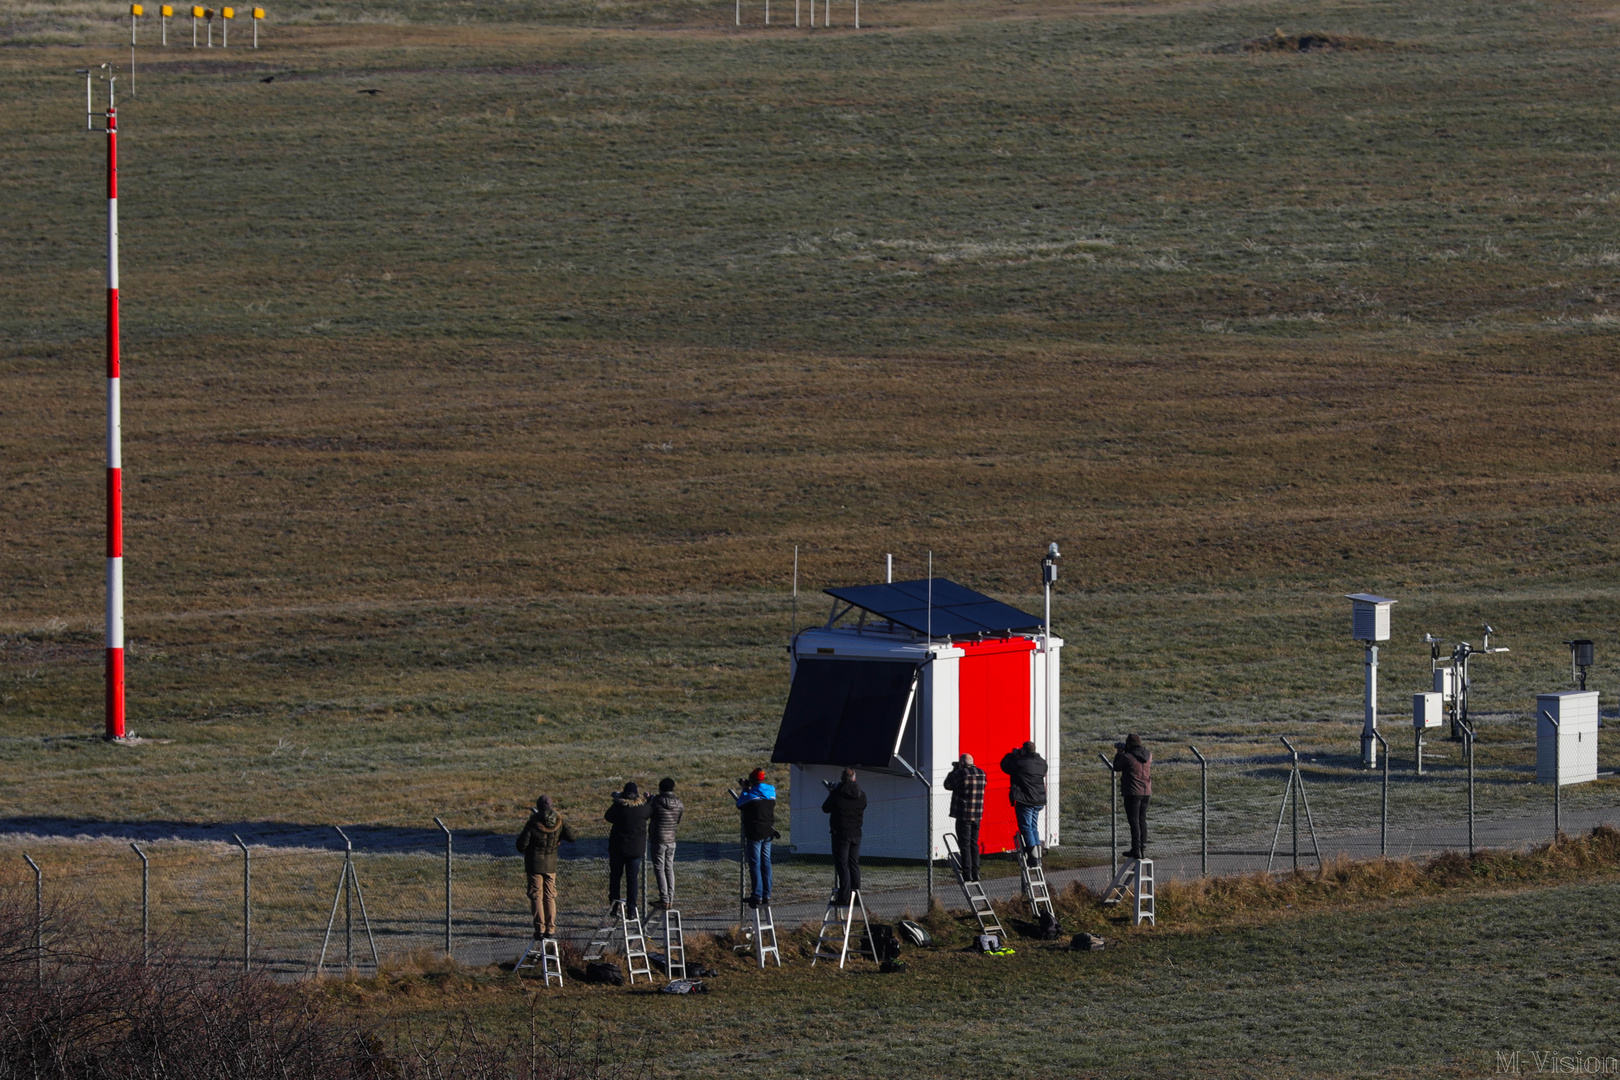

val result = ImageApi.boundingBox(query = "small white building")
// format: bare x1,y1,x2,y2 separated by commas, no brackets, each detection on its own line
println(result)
770,577,1061,860
1536,690,1599,785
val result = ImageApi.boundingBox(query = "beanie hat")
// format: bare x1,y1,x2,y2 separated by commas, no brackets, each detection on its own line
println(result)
535,794,552,813
623,781,639,797
659,777,676,793
1125,733,1143,748
751,768,766,782
1023,740,1037,753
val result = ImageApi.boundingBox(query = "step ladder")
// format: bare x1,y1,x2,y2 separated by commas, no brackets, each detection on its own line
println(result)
751,904,781,969
621,907,653,984
943,832,1005,939
812,890,876,969
515,937,564,987
1134,859,1155,927
1014,835,1055,920
661,909,687,981
582,901,624,963
1102,858,1156,926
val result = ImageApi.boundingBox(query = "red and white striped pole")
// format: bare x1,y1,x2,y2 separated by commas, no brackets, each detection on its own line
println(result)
106,100,125,741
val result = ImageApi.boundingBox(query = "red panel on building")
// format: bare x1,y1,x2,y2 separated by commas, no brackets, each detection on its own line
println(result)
957,638,1034,854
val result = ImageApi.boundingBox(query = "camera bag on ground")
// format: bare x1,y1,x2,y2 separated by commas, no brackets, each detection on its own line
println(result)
865,923,901,963
896,919,933,947
1071,932,1105,951
879,958,908,974
660,978,708,994
585,961,624,985
1038,911,1063,941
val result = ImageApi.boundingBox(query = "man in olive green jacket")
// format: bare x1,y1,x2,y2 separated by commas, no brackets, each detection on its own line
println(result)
516,794,577,939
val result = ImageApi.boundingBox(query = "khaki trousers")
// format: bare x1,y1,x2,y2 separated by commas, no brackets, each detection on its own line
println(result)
527,872,558,936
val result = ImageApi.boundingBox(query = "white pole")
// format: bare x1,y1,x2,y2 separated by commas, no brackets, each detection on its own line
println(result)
765,0,770,23
886,553,892,583
1362,644,1378,768
795,0,800,25
809,0,815,25
735,0,740,25
854,0,858,27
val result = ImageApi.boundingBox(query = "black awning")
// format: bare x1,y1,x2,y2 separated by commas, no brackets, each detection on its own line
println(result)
771,658,919,768
824,578,1042,638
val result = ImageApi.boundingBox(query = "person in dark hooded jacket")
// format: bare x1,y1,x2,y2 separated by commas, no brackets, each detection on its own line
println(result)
604,782,653,912
516,794,577,939
1113,733,1153,859
1001,740,1048,863
821,768,867,905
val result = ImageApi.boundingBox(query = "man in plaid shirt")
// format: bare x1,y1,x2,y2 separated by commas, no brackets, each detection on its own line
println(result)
943,753,987,881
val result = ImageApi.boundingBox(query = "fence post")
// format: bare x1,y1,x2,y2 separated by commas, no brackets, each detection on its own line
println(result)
23,853,42,985
1541,710,1561,838
233,834,250,972
434,817,452,957
130,842,149,962
1372,730,1389,858
1097,753,1116,876
1189,744,1208,876
1460,720,1476,854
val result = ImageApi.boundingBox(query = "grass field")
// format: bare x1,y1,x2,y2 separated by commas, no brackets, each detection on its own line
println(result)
5,0,1620,842
314,839,1620,1079
7,0,1620,1072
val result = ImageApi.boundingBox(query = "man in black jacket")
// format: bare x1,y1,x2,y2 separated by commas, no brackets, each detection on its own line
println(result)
821,768,867,905
604,782,653,914
1001,741,1049,864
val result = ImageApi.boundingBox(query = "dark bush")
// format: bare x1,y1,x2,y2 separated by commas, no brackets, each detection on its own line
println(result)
0,890,644,1080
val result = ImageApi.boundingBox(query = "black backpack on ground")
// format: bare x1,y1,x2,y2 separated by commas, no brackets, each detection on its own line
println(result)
585,961,624,985
866,923,901,963
1038,911,1063,941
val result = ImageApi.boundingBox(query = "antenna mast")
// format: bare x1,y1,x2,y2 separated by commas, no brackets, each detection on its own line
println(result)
78,67,126,740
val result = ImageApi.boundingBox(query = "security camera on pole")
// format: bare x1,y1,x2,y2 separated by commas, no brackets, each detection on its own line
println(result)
1346,594,1396,769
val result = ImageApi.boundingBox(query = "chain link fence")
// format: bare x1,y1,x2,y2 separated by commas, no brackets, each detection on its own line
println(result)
3,746,1616,975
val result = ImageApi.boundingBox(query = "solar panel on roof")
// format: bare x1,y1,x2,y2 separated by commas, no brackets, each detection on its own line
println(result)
824,578,1042,638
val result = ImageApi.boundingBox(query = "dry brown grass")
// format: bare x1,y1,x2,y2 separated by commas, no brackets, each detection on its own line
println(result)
1056,824,1620,934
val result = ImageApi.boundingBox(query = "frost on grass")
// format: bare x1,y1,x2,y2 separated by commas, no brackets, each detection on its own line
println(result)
770,232,1116,266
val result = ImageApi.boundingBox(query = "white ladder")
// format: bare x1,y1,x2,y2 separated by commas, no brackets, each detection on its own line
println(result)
1134,859,1155,926
811,890,875,969
1102,857,1156,925
515,937,564,987
1015,835,1055,920
621,907,653,984
582,901,623,963
661,909,687,980
943,832,1005,939
751,904,781,968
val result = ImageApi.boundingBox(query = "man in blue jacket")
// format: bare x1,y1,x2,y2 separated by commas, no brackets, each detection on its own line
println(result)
734,767,777,908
